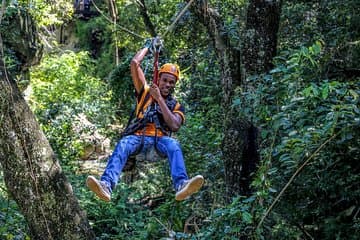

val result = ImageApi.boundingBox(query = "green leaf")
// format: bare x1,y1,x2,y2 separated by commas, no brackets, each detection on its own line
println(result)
321,84,329,99
349,90,359,100
241,212,253,224
303,86,312,97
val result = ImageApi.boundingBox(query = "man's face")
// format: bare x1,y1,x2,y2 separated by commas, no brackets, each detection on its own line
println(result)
158,73,177,96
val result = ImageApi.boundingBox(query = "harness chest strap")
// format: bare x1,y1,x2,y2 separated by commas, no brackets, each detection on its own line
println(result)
123,93,178,136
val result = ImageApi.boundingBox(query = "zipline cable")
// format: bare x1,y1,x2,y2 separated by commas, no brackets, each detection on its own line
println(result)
91,0,196,41
91,0,145,39
162,0,195,38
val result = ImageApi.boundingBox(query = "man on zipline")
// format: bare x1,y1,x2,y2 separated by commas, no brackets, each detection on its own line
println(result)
86,38,204,202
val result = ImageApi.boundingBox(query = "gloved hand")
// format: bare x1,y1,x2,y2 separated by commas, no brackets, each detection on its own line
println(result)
152,37,163,52
143,38,154,49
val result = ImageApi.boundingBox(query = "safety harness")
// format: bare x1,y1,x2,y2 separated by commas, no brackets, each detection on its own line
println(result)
121,91,178,138
122,39,177,171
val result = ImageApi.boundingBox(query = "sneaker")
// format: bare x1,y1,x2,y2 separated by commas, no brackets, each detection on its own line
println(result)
175,175,204,201
86,176,111,202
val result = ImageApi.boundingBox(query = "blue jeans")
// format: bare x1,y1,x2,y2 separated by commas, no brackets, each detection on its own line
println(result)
101,135,188,192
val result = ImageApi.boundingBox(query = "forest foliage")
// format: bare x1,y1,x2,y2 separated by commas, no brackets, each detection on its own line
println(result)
0,0,359,239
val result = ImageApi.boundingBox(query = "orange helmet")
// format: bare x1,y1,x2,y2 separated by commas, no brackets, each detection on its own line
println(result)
159,63,180,81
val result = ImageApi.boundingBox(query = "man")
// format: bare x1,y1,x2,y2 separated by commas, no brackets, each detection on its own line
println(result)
86,41,204,202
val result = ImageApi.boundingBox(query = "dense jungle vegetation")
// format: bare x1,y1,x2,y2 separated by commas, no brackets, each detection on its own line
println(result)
0,0,359,239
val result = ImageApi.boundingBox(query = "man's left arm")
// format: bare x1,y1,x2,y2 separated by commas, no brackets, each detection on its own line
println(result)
158,97,183,132
150,84,183,132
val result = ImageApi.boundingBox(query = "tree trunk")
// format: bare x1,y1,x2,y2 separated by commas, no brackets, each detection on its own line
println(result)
0,62,95,240
242,0,282,74
138,0,157,37
0,6,95,239
189,0,281,199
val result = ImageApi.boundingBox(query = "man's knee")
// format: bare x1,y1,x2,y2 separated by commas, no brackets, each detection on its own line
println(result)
160,137,182,153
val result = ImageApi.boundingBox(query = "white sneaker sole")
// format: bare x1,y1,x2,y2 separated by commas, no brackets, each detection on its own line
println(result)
175,175,204,201
86,176,111,202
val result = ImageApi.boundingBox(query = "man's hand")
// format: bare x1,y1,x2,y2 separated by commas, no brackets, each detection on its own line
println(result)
143,38,154,49
149,83,182,131
149,83,162,102
153,37,163,52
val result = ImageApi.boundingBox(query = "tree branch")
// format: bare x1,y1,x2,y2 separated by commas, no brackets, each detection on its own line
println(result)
137,0,157,37
187,0,241,104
